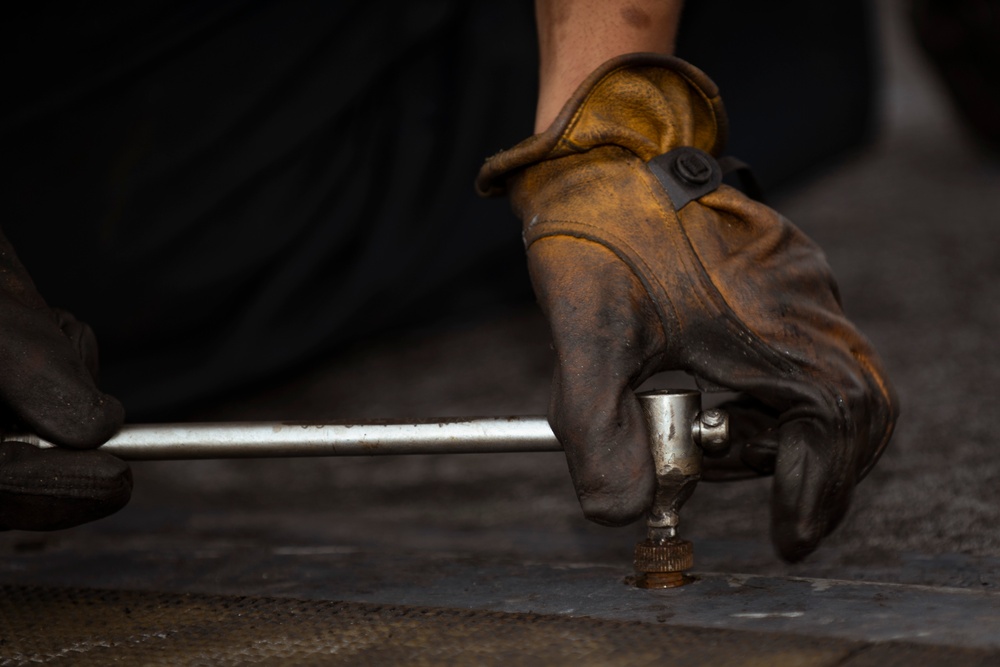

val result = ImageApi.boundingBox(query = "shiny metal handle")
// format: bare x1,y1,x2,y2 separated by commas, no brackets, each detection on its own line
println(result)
3,418,562,461
2,390,729,463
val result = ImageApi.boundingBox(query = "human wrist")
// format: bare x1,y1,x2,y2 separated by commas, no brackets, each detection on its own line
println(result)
534,0,684,132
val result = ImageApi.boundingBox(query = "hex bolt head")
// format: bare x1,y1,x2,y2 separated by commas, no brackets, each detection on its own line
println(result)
700,409,724,428
696,409,730,457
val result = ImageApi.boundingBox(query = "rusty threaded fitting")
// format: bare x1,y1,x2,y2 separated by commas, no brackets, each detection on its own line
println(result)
633,538,694,589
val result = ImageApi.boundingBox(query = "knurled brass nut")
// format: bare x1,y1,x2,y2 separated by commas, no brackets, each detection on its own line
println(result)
634,539,694,573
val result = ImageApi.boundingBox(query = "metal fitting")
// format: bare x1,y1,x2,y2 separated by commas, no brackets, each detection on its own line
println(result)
632,390,730,588
696,408,730,457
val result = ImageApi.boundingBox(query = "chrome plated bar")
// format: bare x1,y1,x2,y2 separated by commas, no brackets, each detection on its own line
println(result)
2,391,728,466
4,418,562,461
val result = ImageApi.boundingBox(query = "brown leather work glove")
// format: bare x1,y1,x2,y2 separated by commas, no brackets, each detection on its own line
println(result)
0,229,130,531
477,54,898,562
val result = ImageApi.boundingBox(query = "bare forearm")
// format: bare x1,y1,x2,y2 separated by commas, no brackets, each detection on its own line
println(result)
534,0,684,132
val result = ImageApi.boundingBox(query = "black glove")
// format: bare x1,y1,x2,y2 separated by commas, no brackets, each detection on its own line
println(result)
0,230,130,531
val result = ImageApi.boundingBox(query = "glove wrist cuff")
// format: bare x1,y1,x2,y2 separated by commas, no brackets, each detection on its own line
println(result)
476,53,729,197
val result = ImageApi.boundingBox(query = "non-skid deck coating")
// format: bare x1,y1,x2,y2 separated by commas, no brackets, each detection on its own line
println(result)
2,586,998,667
1,538,998,652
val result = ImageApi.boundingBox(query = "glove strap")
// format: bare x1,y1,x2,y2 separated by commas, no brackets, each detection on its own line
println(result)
647,147,722,211
647,148,765,210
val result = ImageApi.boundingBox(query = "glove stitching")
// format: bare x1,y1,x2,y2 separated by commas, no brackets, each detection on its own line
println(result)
526,220,679,346
638,170,801,379
644,172,874,524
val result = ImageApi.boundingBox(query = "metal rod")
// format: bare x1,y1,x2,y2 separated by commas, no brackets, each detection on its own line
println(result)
4,418,562,461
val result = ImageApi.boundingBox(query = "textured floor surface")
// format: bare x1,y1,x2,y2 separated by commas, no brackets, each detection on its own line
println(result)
2,0,999,663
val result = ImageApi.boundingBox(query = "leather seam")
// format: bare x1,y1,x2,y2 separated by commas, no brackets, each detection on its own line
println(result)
525,221,679,346
637,171,801,379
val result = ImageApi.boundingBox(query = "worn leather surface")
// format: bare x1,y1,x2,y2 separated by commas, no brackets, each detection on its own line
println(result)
0,229,129,530
477,54,898,561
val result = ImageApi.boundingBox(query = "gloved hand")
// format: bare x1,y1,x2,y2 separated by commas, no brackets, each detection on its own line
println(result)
477,54,898,562
0,229,130,531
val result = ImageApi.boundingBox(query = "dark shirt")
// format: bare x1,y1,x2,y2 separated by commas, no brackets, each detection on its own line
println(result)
4,1,537,416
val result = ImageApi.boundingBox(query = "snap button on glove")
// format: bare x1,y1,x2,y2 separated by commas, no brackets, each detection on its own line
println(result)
477,54,898,562
0,230,130,531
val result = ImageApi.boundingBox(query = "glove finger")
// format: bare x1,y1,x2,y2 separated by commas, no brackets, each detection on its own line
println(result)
551,360,655,526
529,238,665,527
0,441,132,531
0,299,124,449
681,324,895,560
692,367,866,560
770,418,852,562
